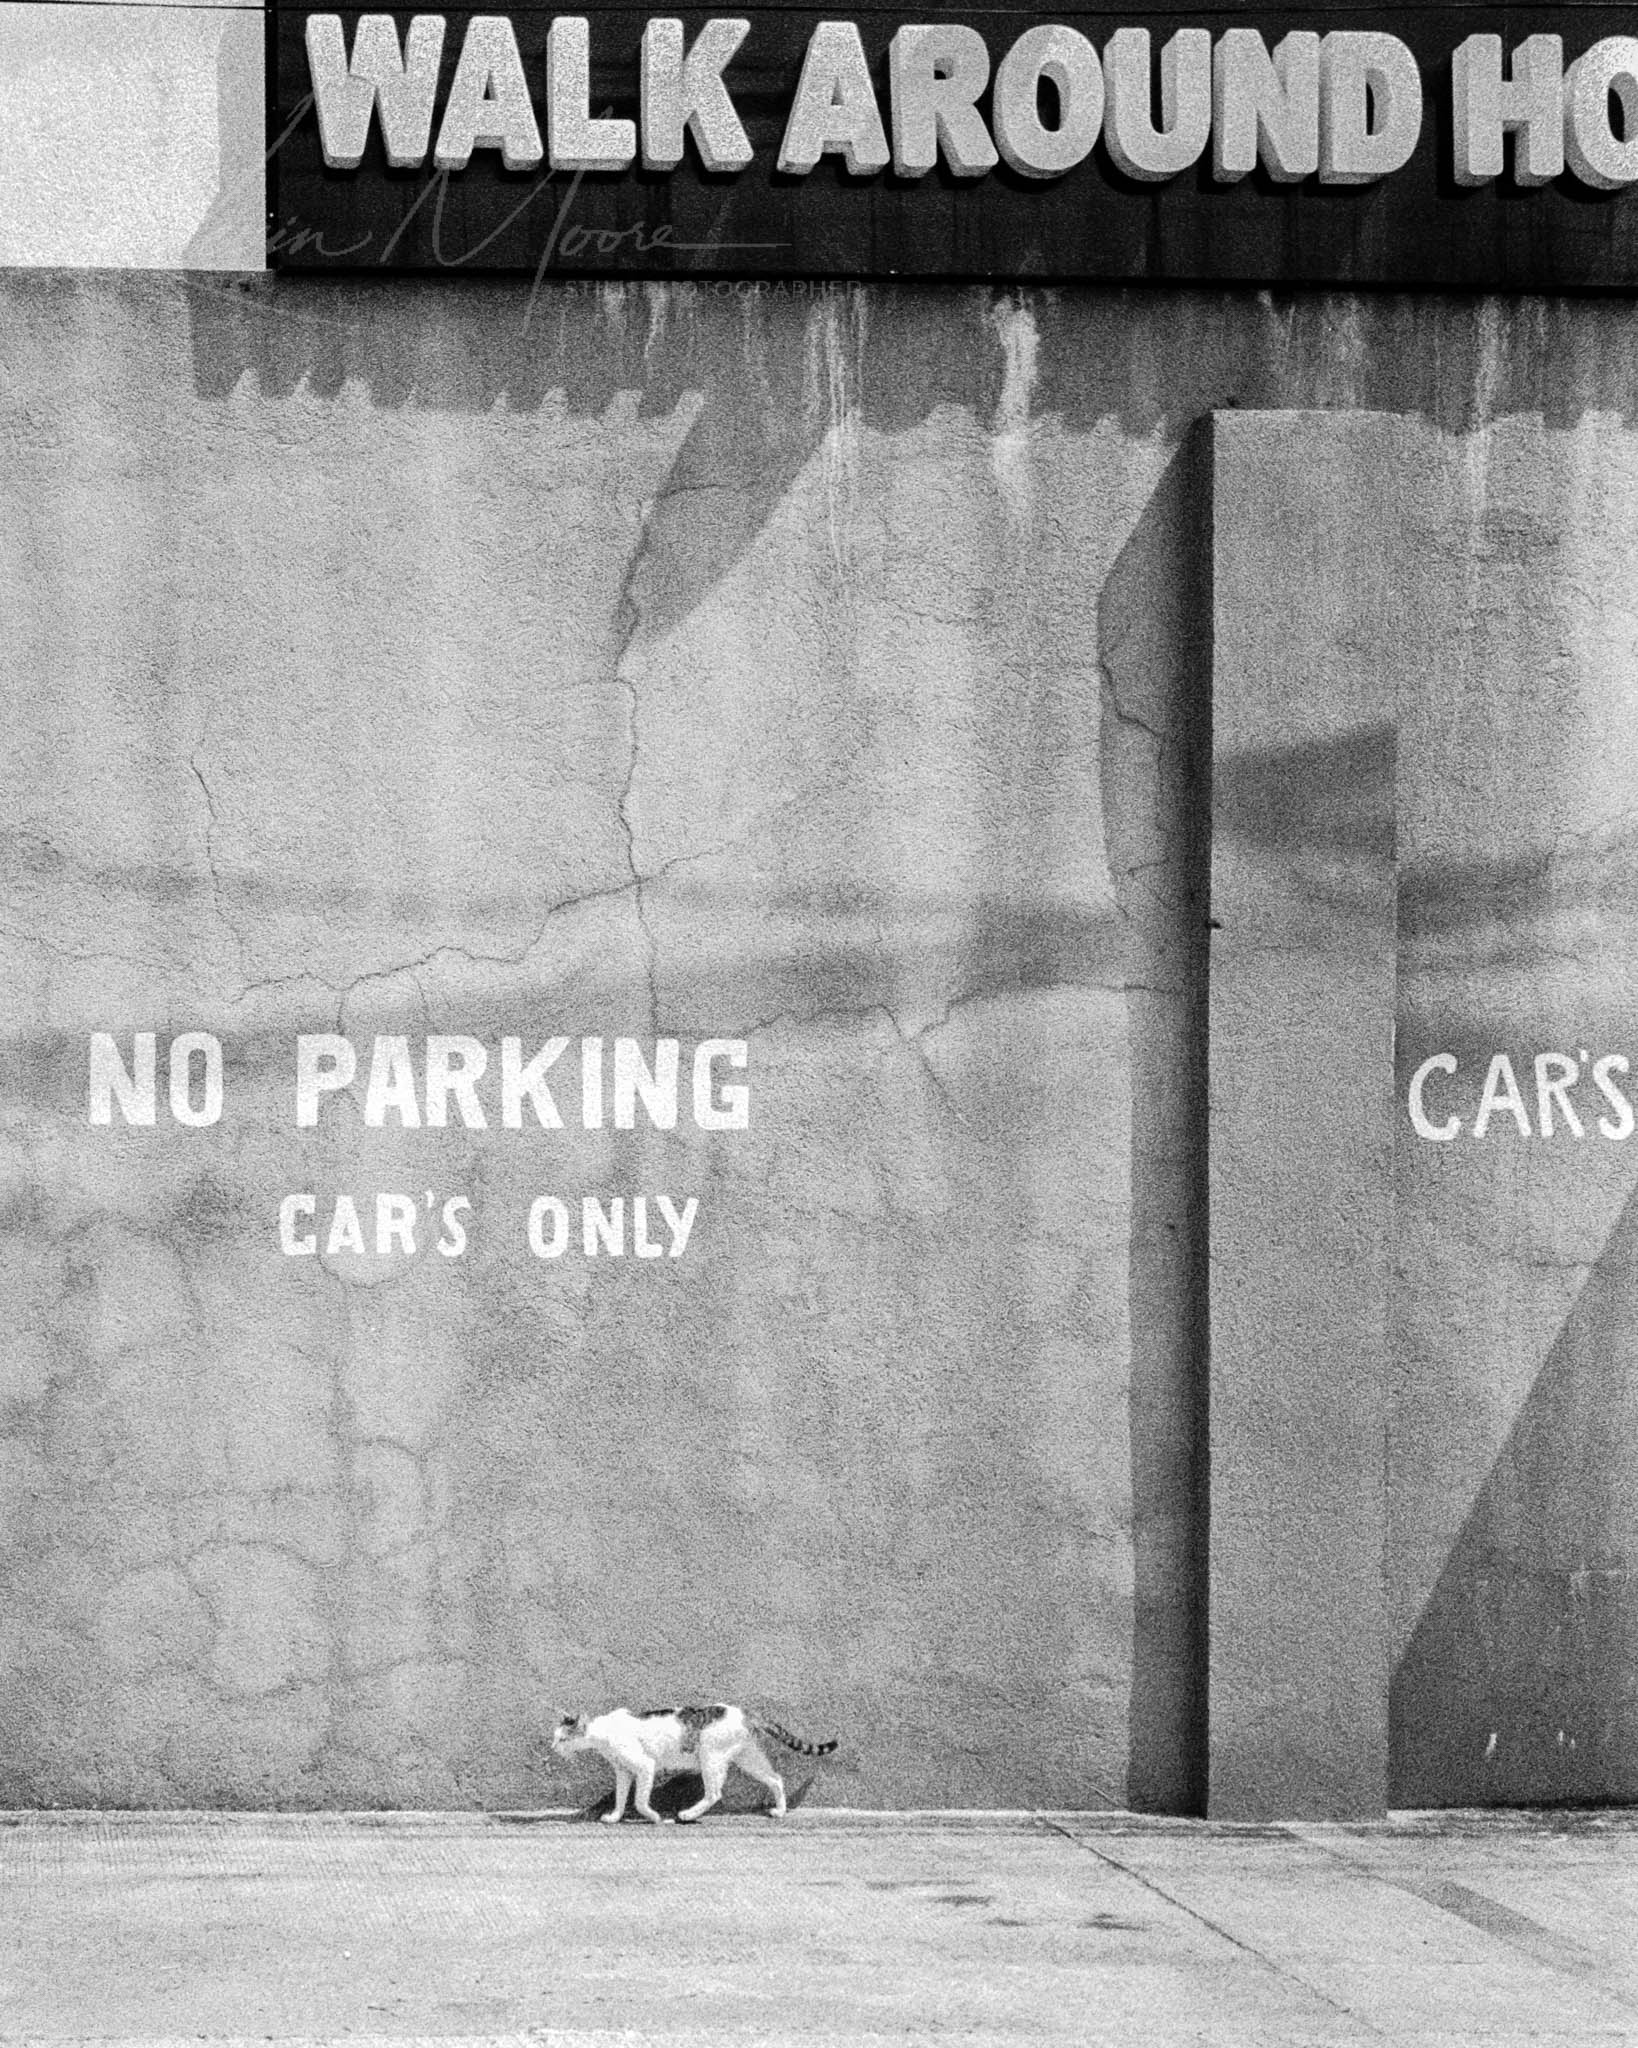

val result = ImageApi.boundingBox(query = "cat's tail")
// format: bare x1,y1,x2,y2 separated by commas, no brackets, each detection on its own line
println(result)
756,1720,839,1757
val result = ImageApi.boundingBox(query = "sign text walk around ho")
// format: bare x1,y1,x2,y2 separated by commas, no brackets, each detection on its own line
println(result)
269,4,1638,285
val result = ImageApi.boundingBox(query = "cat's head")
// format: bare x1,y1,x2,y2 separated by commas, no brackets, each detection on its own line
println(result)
550,1712,589,1754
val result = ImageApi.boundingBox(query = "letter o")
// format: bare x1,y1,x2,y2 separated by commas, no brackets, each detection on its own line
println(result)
169,1031,223,1127
1408,1053,1461,1141
529,1196,570,1259
1565,38,1638,190
993,26,1103,178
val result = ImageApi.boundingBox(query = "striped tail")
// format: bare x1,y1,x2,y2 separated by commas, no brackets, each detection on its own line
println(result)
757,1720,839,1757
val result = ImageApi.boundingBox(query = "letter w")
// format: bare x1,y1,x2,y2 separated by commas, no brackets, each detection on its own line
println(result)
307,13,446,169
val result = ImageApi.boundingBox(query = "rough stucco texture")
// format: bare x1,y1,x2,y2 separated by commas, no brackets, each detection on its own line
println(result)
14,277,1638,1811
1389,412,1638,1807
0,277,1171,1810
1207,413,1396,1822
0,4,264,270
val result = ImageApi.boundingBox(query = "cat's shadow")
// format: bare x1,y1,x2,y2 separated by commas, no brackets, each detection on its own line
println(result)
577,1772,819,1823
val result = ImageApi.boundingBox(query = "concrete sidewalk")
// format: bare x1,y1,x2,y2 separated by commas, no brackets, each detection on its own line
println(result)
4,1809,1638,2047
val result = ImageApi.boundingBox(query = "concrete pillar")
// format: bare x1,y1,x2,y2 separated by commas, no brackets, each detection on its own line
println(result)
1206,410,1404,1819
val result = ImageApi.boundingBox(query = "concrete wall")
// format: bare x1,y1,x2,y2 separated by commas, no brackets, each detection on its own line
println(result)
1390,413,1638,1807
0,1,262,271
8,277,1638,1810
0,276,1172,1809
5,10,1638,1811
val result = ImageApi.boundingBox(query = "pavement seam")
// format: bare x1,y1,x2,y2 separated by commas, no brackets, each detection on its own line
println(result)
1292,1831,1638,2017
1032,1817,1387,2036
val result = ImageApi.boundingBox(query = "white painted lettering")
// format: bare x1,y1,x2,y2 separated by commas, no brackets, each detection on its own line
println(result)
297,1033,356,1127
168,1032,223,1128
632,1195,665,1258
326,1194,368,1256
279,1193,317,1255
693,1039,749,1129
425,1034,488,1127
502,1036,568,1128
658,1193,699,1256
529,1194,570,1258
1594,1054,1635,1139
1534,1052,1585,1138
364,1035,422,1127
1408,1052,1460,1140
1473,1052,1532,1138
614,1036,680,1130
89,1031,156,1126
583,1195,625,1255
376,1190,418,1254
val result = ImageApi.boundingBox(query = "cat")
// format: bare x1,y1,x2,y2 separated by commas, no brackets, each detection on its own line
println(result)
550,1703,838,1824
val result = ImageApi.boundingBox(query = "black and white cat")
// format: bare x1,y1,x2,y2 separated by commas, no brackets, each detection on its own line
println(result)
551,1703,838,1824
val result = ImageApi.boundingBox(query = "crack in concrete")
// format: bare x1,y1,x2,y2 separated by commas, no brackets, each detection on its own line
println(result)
0,920,160,973
1036,1818,1384,2032
612,492,660,1037
190,747,251,988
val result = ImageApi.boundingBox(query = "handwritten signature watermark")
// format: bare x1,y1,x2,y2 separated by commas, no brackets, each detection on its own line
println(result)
249,93,794,332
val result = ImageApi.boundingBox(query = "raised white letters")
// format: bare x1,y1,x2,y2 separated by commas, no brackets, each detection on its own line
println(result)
889,24,998,177
1563,38,1638,191
1318,31,1422,184
778,21,890,174
1103,28,1212,181
1213,30,1321,182
548,17,638,169
1452,33,1563,186
433,16,543,169
992,26,1101,179
306,12,446,169
641,17,754,171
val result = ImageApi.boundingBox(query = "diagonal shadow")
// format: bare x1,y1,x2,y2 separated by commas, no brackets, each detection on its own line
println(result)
1391,1171,1638,1807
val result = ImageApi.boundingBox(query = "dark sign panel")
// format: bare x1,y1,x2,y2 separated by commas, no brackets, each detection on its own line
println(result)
269,5,1638,284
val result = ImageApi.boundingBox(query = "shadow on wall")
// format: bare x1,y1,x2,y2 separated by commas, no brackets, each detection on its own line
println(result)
1391,1174,1638,1806
1214,724,1396,866
167,275,1638,670
1096,426,1212,1816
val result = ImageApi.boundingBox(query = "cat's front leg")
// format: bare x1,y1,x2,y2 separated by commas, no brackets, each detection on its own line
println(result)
602,1766,633,1823
678,1754,728,1823
631,1759,673,1825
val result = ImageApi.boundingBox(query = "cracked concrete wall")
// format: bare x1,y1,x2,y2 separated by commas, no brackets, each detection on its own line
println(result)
8,275,1638,1810
0,276,1167,1810
1207,402,1638,1810
1389,414,1638,1806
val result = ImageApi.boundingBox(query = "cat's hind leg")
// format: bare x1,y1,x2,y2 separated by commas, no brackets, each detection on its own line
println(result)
677,1753,729,1823
631,1758,673,1826
734,1744,787,1818
602,1766,633,1824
